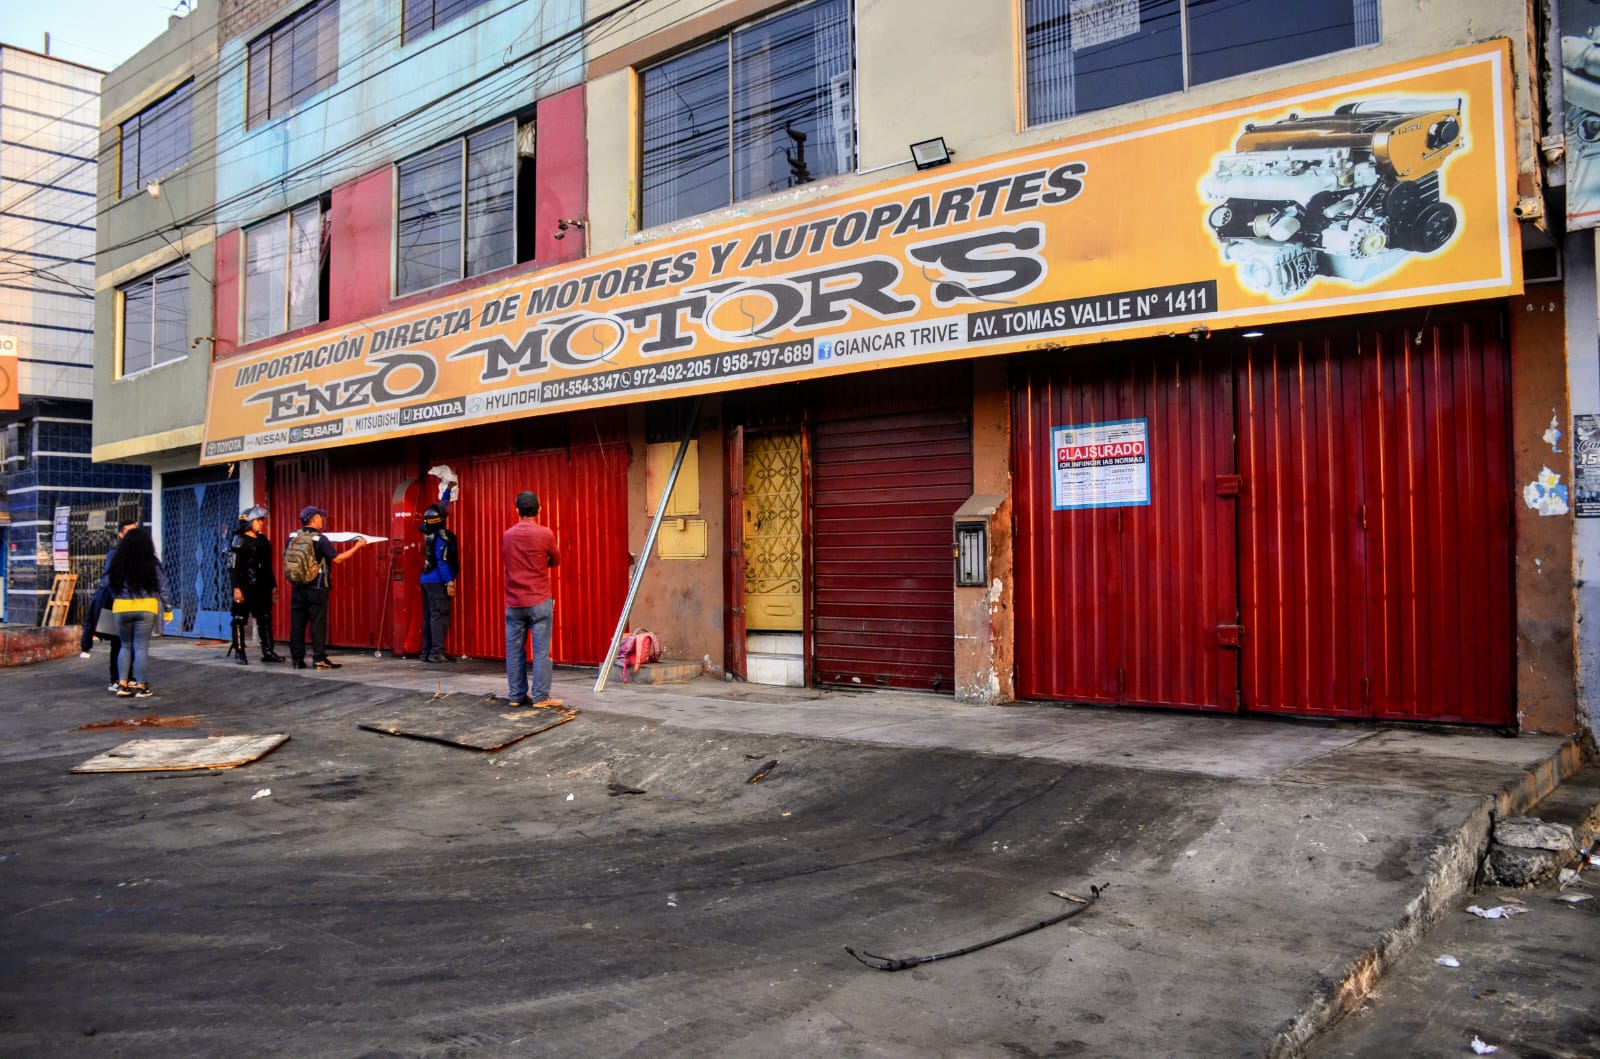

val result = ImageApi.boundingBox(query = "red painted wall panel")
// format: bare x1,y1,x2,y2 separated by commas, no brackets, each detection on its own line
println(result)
328,169,395,325
1012,345,1239,710
534,85,588,267
212,228,241,359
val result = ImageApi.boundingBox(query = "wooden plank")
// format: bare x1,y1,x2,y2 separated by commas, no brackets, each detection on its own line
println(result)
359,697,578,752
71,734,289,773
42,573,78,627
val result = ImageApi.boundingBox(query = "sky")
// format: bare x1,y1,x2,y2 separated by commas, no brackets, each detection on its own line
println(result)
1,0,183,71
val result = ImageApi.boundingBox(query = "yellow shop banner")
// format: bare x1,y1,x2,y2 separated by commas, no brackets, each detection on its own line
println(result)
202,41,1519,463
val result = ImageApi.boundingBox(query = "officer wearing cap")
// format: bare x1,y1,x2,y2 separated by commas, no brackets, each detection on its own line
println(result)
418,502,459,663
286,505,366,670
227,504,283,664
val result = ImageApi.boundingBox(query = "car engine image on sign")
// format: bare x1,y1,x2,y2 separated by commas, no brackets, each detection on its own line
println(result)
1201,98,1464,299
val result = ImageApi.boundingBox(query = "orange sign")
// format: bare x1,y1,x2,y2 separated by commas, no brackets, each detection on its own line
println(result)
0,334,18,412
201,42,1520,464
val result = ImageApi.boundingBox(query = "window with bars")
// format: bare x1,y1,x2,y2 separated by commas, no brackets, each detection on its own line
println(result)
118,261,189,377
244,200,326,345
403,0,494,41
1023,0,1380,126
639,0,853,230
396,120,520,296
118,80,193,198
247,0,340,129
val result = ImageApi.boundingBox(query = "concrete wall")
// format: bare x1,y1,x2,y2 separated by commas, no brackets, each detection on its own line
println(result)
624,398,729,674
91,4,218,465
583,0,1540,257
1511,285,1580,734
212,0,584,230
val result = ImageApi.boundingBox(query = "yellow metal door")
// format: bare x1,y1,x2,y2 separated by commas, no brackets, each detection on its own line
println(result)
742,431,803,631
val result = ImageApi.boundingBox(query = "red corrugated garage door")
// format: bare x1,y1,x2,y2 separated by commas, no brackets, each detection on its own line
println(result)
811,365,972,692
1012,343,1241,710
1012,306,1513,724
406,411,630,666
270,412,629,664
269,442,407,652
1238,311,1513,723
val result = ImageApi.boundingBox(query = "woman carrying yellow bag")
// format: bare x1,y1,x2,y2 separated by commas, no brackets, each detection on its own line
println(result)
106,527,173,699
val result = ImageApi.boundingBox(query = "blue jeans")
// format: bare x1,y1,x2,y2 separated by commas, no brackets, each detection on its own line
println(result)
505,598,554,701
115,611,155,685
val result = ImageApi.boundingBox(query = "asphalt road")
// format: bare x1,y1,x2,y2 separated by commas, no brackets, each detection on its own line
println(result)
0,653,1557,1057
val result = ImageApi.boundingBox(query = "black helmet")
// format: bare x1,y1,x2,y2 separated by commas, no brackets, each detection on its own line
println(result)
421,504,445,531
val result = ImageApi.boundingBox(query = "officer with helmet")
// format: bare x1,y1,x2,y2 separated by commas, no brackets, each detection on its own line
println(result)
227,504,284,663
418,501,459,663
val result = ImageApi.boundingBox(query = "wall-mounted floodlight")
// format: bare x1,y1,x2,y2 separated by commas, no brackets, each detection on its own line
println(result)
910,137,952,170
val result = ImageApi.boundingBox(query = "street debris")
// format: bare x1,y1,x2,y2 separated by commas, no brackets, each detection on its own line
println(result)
1465,903,1528,919
845,884,1106,972
607,782,646,796
1555,893,1593,904
565,793,574,801
1471,1036,1498,1054
251,788,271,800
77,714,197,730
1434,955,1460,967
70,734,289,773
746,759,779,784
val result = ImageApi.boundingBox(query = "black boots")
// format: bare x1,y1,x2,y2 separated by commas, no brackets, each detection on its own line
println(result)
260,632,286,663
227,619,249,665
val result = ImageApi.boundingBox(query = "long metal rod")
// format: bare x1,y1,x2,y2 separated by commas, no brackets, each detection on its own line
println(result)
594,396,702,692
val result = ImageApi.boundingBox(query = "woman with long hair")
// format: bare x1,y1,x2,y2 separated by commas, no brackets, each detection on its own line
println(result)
106,527,172,698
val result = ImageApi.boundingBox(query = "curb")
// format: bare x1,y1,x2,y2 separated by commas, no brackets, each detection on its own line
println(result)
1266,733,1592,1057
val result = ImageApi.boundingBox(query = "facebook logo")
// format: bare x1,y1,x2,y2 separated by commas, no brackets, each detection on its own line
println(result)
817,340,833,360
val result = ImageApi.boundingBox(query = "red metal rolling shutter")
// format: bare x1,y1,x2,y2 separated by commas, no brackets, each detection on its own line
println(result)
1011,344,1240,710
426,413,630,665
810,366,972,692
269,443,406,651
1238,310,1513,723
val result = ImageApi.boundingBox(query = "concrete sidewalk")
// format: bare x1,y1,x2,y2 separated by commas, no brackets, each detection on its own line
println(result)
147,638,1592,1053
13,637,1591,1055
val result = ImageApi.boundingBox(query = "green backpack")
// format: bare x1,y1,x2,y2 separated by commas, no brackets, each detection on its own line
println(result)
282,530,323,585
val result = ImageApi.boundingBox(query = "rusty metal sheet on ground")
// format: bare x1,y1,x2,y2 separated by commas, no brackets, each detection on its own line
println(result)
359,698,578,752
71,734,290,773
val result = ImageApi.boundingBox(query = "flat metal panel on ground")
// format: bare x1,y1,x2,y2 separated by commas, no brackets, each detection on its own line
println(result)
71,733,289,772
359,697,578,751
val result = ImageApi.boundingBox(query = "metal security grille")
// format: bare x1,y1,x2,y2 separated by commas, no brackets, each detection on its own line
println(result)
64,495,145,624
160,474,240,638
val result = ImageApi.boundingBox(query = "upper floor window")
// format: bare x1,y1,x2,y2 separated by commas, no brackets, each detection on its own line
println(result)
1024,0,1380,125
247,0,340,129
244,200,326,344
119,80,193,198
404,0,493,41
395,119,522,296
639,0,853,230
118,261,189,377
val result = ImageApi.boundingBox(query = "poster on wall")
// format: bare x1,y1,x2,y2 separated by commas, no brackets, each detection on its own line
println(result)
1051,419,1149,510
201,41,1520,465
1564,0,1600,229
52,506,70,573
1575,413,1600,517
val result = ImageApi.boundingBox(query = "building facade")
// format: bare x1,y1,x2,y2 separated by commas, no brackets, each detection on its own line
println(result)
1,44,150,625
94,0,1593,736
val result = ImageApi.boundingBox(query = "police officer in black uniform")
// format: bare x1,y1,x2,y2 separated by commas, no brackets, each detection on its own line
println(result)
228,505,284,664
